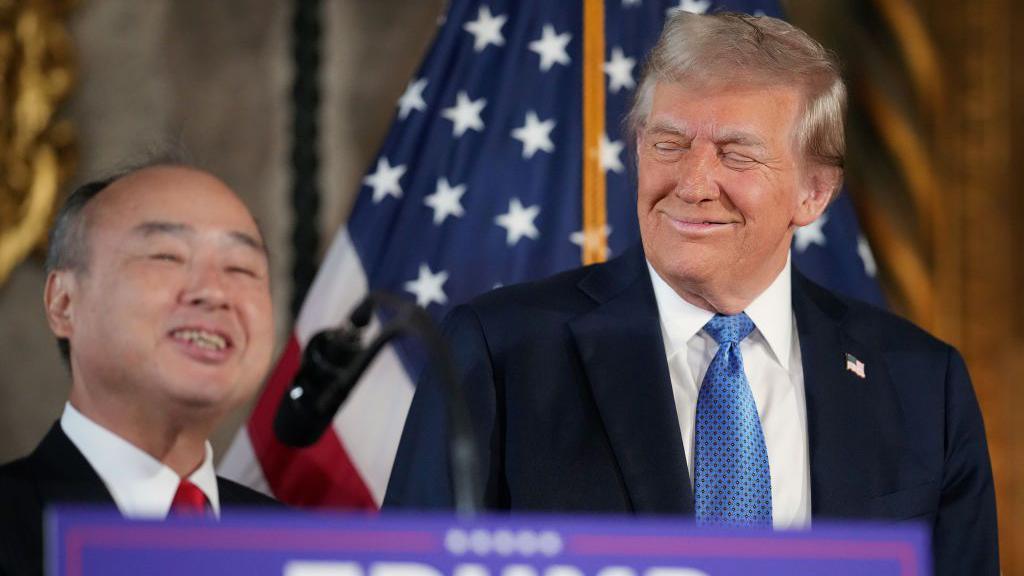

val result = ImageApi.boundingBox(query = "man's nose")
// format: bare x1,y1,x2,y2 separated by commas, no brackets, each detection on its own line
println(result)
182,260,230,310
675,145,721,204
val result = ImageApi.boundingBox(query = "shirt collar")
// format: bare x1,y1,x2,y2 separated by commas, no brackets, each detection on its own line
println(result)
744,256,794,371
648,262,714,360
647,255,794,371
61,402,221,518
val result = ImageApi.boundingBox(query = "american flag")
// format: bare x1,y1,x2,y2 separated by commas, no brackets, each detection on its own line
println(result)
220,0,884,509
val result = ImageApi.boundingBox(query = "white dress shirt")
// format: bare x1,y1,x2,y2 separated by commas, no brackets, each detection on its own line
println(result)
61,403,221,518
648,256,812,529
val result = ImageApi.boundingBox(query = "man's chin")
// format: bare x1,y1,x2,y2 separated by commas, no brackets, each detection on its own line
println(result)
652,255,717,287
159,376,239,412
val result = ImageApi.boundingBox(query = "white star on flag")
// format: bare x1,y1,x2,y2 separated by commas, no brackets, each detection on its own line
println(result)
442,91,486,137
512,111,556,159
362,157,406,203
529,24,572,72
857,234,878,277
622,0,642,6
794,213,828,252
404,263,449,308
423,177,466,225
604,47,636,94
570,225,613,259
495,198,541,246
397,78,428,120
599,133,625,174
463,5,507,53
667,0,712,16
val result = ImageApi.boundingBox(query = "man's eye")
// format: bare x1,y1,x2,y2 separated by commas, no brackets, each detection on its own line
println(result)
226,265,259,278
150,253,183,263
653,142,686,154
721,152,757,167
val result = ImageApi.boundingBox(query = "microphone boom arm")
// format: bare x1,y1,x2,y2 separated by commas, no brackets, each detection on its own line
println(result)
312,292,482,515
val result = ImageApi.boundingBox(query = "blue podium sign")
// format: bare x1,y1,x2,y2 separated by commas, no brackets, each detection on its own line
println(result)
47,509,929,576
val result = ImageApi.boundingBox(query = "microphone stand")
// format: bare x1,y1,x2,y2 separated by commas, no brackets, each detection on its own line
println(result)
302,292,482,516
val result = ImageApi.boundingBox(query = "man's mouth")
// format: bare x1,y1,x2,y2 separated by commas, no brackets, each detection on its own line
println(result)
664,214,735,232
170,328,231,351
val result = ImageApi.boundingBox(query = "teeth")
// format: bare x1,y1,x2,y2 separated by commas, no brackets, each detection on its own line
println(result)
173,329,227,351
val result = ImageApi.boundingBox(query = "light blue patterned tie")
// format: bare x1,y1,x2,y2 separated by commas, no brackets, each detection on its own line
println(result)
694,313,772,528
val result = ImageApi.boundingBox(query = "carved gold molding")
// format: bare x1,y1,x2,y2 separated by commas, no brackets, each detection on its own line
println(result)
0,0,76,286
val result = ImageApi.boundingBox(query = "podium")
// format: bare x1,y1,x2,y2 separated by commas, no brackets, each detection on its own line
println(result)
47,508,929,576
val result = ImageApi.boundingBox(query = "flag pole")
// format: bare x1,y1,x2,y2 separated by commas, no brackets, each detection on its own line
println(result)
582,0,608,265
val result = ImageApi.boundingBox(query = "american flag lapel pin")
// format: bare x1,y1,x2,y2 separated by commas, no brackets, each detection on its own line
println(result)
845,353,866,379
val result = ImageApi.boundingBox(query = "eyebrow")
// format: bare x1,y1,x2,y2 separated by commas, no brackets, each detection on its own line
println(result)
714,129,767,149
645,120,690,137
132,220,267,254
645,121,768,149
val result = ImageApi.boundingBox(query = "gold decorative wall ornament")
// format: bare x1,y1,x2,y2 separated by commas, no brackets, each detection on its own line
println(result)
0,0,76,286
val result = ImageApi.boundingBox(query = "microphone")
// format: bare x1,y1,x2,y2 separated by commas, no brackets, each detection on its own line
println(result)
272,302,372,447
273,292,482,514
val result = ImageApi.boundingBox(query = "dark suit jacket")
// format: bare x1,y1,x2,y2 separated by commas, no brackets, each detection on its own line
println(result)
0,422,280,576
385,244,999,575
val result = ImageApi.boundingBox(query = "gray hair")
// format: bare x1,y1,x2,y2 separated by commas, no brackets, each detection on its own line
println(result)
626,11,846,171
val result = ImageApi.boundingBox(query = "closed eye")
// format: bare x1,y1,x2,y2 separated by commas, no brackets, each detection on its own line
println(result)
150,253,183,263
226,264,265,279
720,151,759,168
654,142,687,152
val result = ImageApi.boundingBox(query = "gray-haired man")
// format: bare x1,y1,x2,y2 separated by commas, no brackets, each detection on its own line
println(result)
386,12,998,575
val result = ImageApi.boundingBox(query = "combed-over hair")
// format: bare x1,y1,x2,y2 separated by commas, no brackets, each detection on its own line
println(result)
626,11,846,174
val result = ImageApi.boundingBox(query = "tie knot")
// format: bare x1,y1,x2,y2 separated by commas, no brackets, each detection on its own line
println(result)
703,312,754,344
171,479,208,516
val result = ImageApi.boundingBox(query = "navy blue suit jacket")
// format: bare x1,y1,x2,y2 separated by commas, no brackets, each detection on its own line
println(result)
385,244,998,575
0,423,280,576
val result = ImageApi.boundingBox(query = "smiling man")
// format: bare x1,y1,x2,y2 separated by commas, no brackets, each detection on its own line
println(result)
0,162,279,576
385,11,998,576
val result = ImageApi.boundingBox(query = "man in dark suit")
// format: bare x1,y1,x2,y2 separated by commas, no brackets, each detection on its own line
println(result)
0,163,280,576
385,11,998,575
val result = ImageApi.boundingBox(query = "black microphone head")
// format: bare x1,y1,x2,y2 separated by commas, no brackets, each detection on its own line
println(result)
273,380,333,447
273,329,364,447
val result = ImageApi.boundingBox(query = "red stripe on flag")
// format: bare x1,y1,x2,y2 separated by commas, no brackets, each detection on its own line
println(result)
247,335,377,509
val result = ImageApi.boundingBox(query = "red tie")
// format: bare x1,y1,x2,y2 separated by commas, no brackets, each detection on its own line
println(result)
170,479,208,516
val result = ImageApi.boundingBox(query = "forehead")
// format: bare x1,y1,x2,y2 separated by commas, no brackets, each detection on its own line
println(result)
84,167,262,243
646,80,804,140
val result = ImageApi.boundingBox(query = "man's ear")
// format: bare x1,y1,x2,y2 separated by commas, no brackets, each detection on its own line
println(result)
44,270,77,340
793,164,842,227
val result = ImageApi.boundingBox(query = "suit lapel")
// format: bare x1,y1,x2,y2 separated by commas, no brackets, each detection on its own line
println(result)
31,422,116,506
793,272,911,518
568,246,692,514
